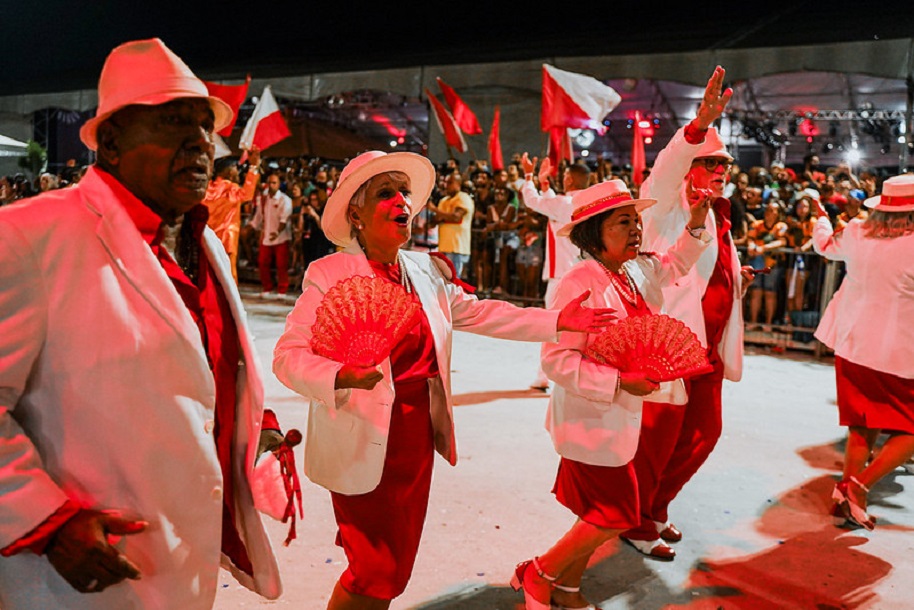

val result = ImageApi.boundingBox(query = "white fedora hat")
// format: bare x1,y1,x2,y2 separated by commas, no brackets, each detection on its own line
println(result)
322,150,436,248
692,126,733,162
79,38,233,151
557,179,656,237
864,173,914,212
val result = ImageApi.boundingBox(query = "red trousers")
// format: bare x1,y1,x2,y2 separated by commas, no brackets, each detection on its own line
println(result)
258,241,290,293
623,360,724,540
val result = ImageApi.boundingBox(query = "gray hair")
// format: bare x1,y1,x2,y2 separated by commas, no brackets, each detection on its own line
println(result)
863,209,914,239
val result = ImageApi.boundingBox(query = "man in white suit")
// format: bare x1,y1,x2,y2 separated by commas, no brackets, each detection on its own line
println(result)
0,38,281,608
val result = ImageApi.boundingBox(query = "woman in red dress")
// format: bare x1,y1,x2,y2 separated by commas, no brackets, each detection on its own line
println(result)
509,179,711,610
272,151,617,610
812,174,914,530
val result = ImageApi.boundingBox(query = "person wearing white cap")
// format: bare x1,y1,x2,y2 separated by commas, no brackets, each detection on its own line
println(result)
622,66,756,559
271,150,617,609
509,178,711,610
0,38,283,607
812,173,914,531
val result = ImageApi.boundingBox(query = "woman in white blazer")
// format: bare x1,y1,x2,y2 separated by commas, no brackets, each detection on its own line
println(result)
509,179,710,610
813,173,914,531
271,151,615,610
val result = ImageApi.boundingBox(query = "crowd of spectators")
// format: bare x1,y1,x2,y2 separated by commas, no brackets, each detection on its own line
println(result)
2,149,892,343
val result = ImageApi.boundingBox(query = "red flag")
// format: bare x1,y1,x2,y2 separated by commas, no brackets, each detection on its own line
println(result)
239,85,291,155
631,111,646,187
426,88,467,153
487,106,504,171
436,77,482,135
541,64,620,132
204,75,251,137
546,127,574,178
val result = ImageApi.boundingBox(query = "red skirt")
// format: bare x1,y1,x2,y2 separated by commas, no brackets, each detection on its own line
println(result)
330,377,434,600
552,458,640,530
836,356,914,433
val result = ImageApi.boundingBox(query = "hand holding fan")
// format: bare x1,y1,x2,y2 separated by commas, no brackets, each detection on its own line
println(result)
585,314,712,382
310,275,423,367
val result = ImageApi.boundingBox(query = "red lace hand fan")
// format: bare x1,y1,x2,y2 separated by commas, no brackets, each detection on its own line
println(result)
585,314,712,382
310,275,423,367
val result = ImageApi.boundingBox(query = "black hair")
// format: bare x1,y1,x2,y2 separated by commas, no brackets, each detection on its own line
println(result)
569,209,613,257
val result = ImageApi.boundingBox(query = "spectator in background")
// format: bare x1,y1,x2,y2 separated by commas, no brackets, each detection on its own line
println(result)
746,199,788,329
298,189,335,269
38,172,59,192
784,191,817,319
836,188,869,229
432,172,474,279
742,185,764,222
486,185,522,295
802,153,826,191
250,171,293,298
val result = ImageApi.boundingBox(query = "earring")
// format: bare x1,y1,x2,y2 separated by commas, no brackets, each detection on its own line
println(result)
355,222,364,230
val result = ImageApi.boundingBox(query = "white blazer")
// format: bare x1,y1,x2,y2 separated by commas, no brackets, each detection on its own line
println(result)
543,227,708,467
640,126,745,381
0,168,281,609
813,216,914,378
272,243,561,495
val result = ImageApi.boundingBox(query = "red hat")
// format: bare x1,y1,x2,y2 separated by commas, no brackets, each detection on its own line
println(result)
865,174,914,212
79,38,232,151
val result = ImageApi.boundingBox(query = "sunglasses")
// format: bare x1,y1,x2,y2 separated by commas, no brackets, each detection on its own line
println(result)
693,158,732,172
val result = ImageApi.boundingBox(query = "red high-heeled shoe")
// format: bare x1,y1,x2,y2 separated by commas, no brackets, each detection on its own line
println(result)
832,476,875,531
509,557,555,610
551,583,597,610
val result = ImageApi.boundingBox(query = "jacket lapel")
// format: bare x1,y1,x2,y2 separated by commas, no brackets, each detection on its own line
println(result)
82,172,208,357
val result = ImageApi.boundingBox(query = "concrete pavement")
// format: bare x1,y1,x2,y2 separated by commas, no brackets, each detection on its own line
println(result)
215,288,914,609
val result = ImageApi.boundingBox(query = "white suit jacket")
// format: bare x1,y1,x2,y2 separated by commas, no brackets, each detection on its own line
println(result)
272,243,561,495
543,228,708,467
640,126,745,381
813,216,914,378
0,168,281,609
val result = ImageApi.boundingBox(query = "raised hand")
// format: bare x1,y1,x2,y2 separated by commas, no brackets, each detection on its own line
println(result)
537,157,553,190
695,65,733,131
556,290,618,333
46,509,147,594
521,152,537,176
686,176,713,228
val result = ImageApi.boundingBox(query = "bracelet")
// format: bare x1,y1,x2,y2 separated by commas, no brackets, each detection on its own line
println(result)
686,224,706,239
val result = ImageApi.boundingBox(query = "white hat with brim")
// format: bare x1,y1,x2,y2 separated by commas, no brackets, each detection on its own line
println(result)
692,126,733,162
557,179,656,237
864,173,914,212
79,38,233,151
322,150,436,247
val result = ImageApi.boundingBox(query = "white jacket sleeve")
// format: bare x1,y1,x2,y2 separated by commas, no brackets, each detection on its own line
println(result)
272,263,348,410
541,273,619,406
812,215,848,261
0,221,70,545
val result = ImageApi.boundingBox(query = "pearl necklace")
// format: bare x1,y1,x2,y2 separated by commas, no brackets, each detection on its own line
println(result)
598,260,641,307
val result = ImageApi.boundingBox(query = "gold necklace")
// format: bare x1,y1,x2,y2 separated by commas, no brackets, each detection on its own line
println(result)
598,260,641,307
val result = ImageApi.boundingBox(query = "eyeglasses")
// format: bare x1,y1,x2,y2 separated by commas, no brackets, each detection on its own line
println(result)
693,158,732,172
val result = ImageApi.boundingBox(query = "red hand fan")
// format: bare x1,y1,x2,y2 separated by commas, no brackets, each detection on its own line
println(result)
310,275,423,367
585,314,712,382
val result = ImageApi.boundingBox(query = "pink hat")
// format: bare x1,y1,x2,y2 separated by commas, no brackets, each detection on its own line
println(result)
692,126,733,162
322,150,436,247
864,173,914,212
79,38,233,151
557,179,656,237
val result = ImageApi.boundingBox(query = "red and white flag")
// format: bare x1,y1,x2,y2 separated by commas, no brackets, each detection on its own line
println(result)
426,88,468,153
487,105,504,171
203,75,251,137
239,85,291,156
541,64,620,132
541,64,621,176
436,77,482,136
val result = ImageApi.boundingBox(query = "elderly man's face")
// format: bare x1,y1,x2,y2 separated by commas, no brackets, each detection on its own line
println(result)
102,98,215,223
